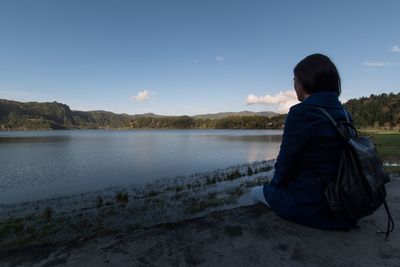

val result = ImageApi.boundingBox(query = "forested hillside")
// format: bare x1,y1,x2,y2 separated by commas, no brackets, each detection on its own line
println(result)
1,92,398,130
0,99,134,130
0,99,285,130
344,92,399,129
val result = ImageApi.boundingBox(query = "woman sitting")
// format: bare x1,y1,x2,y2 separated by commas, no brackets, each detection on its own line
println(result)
251,53,355,230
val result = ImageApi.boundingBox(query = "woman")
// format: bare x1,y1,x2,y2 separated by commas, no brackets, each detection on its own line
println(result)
251,53,354,230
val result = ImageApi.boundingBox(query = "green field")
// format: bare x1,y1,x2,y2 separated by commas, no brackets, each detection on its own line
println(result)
361,132,400,173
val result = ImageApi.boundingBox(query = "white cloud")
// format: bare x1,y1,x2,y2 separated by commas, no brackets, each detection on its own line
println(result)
360,68,378,72
363,61,391,67
391,45,400,52
131,90,152,101
216,56,224,61
246,90,299,114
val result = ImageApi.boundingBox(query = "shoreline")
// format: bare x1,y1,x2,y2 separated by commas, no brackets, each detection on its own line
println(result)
2,127,400,132
1,172,399,266
0,127,285,132
0,160,275,249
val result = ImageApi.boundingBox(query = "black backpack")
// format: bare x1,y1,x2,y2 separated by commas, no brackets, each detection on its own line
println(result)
307,107,394,238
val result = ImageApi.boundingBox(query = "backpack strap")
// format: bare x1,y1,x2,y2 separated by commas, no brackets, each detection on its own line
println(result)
378,188,395,239
316,107,354,140
304,107,349,185
343,108,350,123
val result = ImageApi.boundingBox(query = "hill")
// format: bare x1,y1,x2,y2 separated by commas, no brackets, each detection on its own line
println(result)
344,92,400,129
193,111,278,119
1,92,399,130
0,99,284,130
0,99,133,130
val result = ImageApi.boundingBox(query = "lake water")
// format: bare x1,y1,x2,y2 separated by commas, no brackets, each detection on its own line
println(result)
0,129,282,204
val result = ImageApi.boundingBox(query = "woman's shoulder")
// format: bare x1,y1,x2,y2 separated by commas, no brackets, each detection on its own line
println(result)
287,102,318,118
284,103,321,129
287,101,344,128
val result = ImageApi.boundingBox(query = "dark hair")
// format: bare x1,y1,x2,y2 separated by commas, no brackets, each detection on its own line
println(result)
293,53,341,96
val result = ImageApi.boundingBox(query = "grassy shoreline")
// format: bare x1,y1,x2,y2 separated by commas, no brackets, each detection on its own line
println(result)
0,161,275,249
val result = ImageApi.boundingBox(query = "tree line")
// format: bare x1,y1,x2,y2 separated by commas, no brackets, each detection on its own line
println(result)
343,92,399,129
1,92,399,130
129,115,285,129
0,99,285,130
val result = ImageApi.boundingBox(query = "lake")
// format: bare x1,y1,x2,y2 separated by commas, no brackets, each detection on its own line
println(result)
0,129,282,204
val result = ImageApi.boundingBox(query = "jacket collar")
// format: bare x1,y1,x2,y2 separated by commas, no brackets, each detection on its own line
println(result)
301,91,342,108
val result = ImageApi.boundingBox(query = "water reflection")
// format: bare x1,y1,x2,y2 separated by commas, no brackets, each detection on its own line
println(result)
0,129,283,204
209,134,282,143
0,135,72,143
246,136,281,162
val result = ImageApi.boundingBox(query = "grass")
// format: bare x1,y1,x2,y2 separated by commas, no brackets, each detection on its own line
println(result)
0,219,25,239
360,132,400,173
183,195,221,215
384,166,400,174
115,191,129,203
227,186,246,197
247,167,254,176
96,196,103,208
370,134,400,158
42,207,53,222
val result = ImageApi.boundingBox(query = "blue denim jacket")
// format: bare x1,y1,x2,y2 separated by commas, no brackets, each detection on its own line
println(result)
264,91,354,230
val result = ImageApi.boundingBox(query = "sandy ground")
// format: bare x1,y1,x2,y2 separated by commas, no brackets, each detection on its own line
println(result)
1,174,399,267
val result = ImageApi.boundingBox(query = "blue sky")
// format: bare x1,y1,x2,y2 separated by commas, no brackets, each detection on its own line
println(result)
0,0,399,115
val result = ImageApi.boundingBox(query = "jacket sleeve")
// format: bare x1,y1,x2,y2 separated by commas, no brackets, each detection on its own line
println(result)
270,105,313,186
